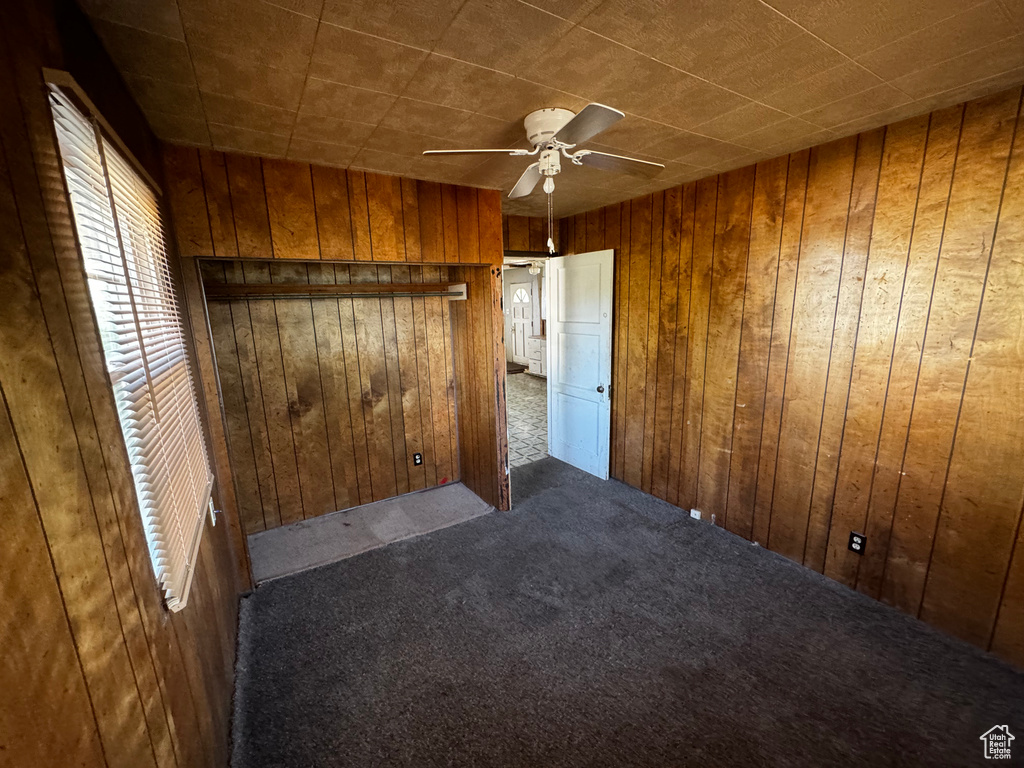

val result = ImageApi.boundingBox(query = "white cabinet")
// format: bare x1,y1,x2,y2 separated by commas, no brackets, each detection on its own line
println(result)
527,336,547,376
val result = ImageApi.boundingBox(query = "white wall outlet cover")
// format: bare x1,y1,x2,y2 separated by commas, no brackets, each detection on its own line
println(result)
690,509,701,520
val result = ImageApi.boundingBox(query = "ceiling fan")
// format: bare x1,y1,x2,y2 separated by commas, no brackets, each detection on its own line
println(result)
422,103,664,199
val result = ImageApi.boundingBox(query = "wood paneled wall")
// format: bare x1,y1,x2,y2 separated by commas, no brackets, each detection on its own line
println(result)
165,146,503,265
0,1,241,766
202,261,460,535
163,148,510,514
503,213,557,253
450,264,510,511
560,85,1024,668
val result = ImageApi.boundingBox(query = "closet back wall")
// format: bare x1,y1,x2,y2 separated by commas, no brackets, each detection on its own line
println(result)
560,85,1024,669
203,261,458,535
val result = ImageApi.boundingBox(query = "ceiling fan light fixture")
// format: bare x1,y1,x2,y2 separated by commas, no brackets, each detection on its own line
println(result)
421,102,664,201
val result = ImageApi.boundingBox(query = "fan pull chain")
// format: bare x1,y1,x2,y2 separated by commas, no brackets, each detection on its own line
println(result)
547,186,555,254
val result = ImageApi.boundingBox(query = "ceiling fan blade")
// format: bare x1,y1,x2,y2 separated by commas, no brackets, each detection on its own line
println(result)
552,103,625,146
423,148,528,156
575,150,664,177
508,162,542,199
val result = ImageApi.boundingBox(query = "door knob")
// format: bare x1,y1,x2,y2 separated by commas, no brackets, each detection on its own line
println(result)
596,385,605,393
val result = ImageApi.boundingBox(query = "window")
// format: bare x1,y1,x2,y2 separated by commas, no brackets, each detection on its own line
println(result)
50,84,213,612
513,287,531,303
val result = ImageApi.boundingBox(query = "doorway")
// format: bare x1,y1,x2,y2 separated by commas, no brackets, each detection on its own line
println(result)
503,262,548,467
503,249,614,480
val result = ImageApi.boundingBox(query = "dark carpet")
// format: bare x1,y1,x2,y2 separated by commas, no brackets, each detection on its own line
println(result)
232,458,1024,767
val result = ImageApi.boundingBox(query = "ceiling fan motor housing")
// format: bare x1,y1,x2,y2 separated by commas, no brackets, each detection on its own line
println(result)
539,148,561,177
524,107,576,147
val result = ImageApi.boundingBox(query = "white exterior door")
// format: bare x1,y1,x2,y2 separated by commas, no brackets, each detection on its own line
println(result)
547,250,613,479
509,281,532,364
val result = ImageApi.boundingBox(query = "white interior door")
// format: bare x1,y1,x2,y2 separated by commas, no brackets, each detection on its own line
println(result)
547,249,613,479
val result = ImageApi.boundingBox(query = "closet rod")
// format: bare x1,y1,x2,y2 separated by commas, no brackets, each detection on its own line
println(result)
203,282,466,301
206,291,464,301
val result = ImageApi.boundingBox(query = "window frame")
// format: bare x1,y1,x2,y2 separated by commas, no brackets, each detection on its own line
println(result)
47,71,215,612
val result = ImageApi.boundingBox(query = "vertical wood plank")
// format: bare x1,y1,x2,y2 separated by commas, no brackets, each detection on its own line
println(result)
311,165,355,260
456,186,481,263
401,177,422,262
272,262,337,517
347,170,373,261
208,285,265,533
177,257,251,586
609,203,628,480
696,165,755,525
802,129,884,571
490,264,511,509
563,216,575,253
991,504,1024,667
226,154,274,259
651,187,681,501
583,207,600,252
335,266,375,504
724,158,788,538
623,195,652,490
418,181,444,263
477,189,504,265
508,215,531,251
678,178,718,510
224,261,282,530
407,266,435,486
441,268,460,483
448,268,473,488
423,266,454,485
307,263,361,510
528,216,544,252
163,145,213,257
666,185,696,507
198,150,238,258
351,267,398,499
641,192,664,493
244,262,303,525
378,266,411,495
441,184,460,263
263,159,320,260
767,139,857,561
366,172,403,262
750,150,810,544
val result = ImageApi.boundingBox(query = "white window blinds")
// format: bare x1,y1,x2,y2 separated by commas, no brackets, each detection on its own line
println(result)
49,85,213,612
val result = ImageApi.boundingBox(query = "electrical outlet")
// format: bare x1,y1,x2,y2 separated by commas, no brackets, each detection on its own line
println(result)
849,531,866,554
413,452,423,466
690,509,702,520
